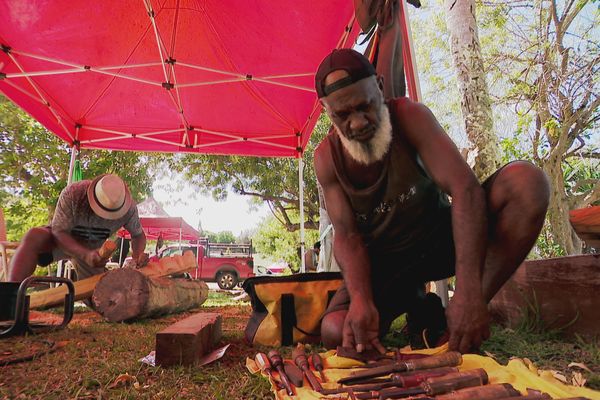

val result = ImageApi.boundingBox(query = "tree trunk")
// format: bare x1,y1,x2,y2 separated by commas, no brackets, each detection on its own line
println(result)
92,269,209,322
542,155,582,254
444,0,500,180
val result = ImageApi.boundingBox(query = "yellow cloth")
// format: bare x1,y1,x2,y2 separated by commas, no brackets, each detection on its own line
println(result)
246,344,600,399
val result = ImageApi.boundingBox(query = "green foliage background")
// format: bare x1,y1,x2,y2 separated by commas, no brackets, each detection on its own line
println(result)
0,96,161,240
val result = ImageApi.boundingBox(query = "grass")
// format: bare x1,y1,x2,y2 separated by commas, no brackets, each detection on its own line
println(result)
1,290,598,399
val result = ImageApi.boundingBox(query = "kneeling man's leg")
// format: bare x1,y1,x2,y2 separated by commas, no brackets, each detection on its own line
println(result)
321,309,347,349
482,161,550,301
8,226,56,282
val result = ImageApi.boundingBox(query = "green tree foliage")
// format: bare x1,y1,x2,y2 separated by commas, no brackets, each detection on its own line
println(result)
0,96,160,238
203,230,237,244
252,214,319,271
484,0,599,254
163,113,333,232
412,0,599,255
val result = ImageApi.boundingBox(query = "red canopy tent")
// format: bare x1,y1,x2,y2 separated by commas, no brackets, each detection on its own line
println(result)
0,1,358,157
0,1,361,271
116,198,200,241
118,217,200,241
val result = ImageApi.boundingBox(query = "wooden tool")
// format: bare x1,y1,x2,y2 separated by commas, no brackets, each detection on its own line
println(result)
292,344,323,392
338,351,462,384
321,368,459,396
255,353,283,390
344,367,459,387
434,383,521,400
346,369,488,399
97,239,118,261
268,350,294,396
311,352,327,382
284,362,304,387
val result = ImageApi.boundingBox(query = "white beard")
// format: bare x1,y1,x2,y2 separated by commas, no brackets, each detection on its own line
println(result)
334,104,393,166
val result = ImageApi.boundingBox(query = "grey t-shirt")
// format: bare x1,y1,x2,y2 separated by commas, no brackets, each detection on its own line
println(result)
52,180,143,250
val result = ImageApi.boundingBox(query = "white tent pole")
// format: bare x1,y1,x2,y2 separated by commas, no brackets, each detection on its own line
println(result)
179,219,183,250
401,0,423,102
298,155,306,273
119,237,125,267
67,145,78,185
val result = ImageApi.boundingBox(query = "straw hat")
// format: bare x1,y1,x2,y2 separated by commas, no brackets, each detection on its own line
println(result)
87,174,132,220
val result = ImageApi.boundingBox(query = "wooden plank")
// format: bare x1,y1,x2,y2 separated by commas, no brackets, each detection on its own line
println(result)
155,312,222,367
29,250,197,310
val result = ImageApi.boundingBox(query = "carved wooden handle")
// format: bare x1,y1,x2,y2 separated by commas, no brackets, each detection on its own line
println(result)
435,383,520,400
424,368,488,395
98,240,117,260
403,351,462,371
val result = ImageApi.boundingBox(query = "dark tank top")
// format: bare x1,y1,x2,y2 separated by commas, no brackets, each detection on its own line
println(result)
328,100,450,255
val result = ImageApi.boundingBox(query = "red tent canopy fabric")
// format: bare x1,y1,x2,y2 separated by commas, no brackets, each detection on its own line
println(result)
118,216,200,241
117,197,200,240
0,1,359,157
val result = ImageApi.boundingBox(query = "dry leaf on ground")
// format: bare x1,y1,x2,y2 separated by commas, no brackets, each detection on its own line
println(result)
568,362,592,373
108,373,137,389
571,371,587,387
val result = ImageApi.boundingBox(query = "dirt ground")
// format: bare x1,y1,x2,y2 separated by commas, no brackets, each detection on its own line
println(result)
0,298,274,400
1,291,598,399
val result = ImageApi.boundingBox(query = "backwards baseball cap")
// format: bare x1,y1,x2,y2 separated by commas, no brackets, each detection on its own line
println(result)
315,48,376,98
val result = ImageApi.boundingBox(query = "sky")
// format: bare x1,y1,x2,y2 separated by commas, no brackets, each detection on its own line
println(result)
152,176,270,237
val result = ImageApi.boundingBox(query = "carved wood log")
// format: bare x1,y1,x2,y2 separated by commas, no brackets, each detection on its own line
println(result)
92,268,209,322
490,254,600,336
29,250,197,310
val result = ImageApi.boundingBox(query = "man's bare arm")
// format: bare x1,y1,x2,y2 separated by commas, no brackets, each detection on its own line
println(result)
314,141,372,303
130,231,148,266
314,141,384,352
53,231,105,268
395,98,489,352
396,98,486,293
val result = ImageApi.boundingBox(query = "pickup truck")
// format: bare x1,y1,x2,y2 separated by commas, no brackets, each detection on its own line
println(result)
158,239,254,290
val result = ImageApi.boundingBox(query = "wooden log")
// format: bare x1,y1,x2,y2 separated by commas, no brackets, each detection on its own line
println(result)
155,312,222,367
92,268,209,322
490,254,600,336
29,250,197,310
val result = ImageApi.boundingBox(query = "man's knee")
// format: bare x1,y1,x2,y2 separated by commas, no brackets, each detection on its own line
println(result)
321,310,346,349
489,161,550,217
21,227,54,250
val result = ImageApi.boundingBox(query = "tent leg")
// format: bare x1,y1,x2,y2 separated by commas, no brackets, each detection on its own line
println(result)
67,145,78,186
118,238,125,267
299,156,305,274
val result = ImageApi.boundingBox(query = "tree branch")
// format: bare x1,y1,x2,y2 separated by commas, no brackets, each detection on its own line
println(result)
571,180,600,209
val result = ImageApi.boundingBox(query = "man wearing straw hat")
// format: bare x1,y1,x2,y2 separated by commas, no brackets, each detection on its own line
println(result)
8,174,147,282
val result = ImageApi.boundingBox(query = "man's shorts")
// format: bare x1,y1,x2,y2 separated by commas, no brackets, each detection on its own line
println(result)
36,226,107,280
324,206,455,332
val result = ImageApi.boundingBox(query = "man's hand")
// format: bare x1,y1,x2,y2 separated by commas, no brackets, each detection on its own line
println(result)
343,300,386,354
123,253,149,269
135,253,149,268
446,291,490,354
83,250,107,269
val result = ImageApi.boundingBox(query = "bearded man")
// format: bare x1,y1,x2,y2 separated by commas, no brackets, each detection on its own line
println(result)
313,49,550,354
